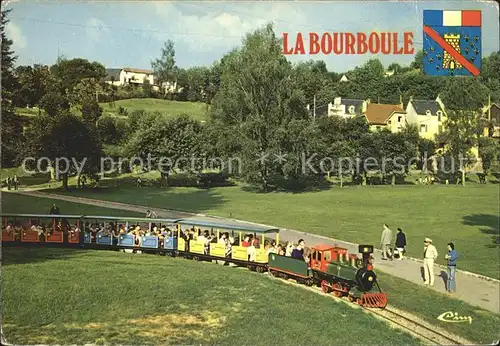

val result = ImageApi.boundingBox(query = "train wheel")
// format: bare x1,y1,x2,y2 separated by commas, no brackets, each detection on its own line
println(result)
269,269,278,277
356,298,363,306
256,266,265,274
193,256,200,261
348,295,355,303
306,278,314,286
321,280,330,293
332,283,343,297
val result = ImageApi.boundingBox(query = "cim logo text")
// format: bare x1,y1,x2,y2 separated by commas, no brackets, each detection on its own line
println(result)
437,311,473,324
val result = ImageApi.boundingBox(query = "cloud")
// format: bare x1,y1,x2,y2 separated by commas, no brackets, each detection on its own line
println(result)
150,3,306,53
86,17,111,41
6,21,27,50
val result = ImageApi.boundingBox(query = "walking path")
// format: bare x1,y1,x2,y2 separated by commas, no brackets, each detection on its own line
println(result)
7,190,500,314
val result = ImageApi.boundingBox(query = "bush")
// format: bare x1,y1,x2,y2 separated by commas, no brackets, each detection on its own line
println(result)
196,172,229,188
167,173,199,187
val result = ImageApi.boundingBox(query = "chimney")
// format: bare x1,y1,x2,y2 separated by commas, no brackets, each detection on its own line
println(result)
399,94,403,109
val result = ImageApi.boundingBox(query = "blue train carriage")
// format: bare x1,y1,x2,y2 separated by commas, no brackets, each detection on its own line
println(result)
176,217,280,271
2,213,83,244
81,215,180,251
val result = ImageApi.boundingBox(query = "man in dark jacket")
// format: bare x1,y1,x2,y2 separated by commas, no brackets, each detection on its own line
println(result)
49,204,60,215
395,228,407,260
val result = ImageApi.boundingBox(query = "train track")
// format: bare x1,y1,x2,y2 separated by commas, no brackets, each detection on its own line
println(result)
266,273,472,345
365,305,468,345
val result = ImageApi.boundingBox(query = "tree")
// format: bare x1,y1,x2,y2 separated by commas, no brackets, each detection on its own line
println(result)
125,114,204,187
50,58,106,92
210,23,312,191
25,112,102,189
12,64,52,108
39,91,70,116
410,49,424,71
151,40,177,96
1,8,23,167
478,137,499,182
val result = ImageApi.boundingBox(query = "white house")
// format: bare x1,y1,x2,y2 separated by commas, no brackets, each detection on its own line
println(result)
103,67,179,93
405,96,446,140
327,97,367,118
339,74,349,82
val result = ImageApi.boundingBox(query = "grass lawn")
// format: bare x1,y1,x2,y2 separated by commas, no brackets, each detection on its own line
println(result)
1,248,418,345
1,193,143,217
377,271,500,343
99,98,209,122
48,184,500,278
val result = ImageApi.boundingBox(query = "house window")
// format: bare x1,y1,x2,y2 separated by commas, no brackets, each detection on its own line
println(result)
398,116,402,123
388,120,392,124
420,124,427,133
324,251,331,262
437,111,443,122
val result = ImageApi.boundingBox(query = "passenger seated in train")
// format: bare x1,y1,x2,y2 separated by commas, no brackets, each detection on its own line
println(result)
118,224,126,235
285,242,294,256
291,239,305,260
266,241,277,255
276,244,285,255
303,247,312,265
252,236,260,248
225,233,233,258
241,234,251,247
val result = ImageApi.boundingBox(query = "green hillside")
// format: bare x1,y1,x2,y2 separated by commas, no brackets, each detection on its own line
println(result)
99,98,209,121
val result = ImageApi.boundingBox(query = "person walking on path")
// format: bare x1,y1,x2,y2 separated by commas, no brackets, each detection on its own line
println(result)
423,237,438,286
145,209,157,218
6,177,11,190
395,228,407,260
49,204,60,215
13,175,18,190
380,224,393,260
444,242,458,293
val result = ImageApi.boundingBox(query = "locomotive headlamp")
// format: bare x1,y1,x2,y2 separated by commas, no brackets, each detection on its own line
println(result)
368,276,373,282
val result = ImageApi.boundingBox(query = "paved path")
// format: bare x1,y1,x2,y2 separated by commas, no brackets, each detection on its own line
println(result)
7,190,500,314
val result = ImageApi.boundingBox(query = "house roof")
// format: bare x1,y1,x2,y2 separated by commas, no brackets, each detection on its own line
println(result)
410,100,444,116
123,67,153,74
365,103,406,125
103,68,121,82
341,99,365,115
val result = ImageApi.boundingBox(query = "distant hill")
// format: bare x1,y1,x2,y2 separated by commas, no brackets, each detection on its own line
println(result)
99,98,209,121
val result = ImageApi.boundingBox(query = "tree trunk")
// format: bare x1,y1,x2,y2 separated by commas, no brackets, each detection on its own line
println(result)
340,174,343,188
362,172,367,186
461,170,466,186
62,174,69,190
391,174,396,185
77,174,81,188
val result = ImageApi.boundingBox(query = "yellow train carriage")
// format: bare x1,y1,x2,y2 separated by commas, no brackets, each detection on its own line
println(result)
176,217,280,266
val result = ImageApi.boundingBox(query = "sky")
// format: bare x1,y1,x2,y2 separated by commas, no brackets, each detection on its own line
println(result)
4,0,500,73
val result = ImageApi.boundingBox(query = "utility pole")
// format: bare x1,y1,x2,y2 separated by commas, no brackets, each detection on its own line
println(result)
488,93,491,121
313,94,316,121
96,89,99,103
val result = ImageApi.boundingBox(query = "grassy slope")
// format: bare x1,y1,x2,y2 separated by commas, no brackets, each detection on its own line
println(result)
49,184,500,278
99,98,209,121
2,248,418,345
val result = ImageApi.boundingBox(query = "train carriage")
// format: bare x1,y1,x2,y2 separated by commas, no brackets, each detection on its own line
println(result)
1,213,388,309
176,217,279,270
2,213,83,244
80,215,180,250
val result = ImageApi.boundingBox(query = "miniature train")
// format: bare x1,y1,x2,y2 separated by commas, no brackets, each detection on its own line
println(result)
2,213,387,308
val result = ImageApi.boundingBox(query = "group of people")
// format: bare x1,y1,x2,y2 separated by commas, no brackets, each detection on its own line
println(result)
380,223,458,294
4,175,19,190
